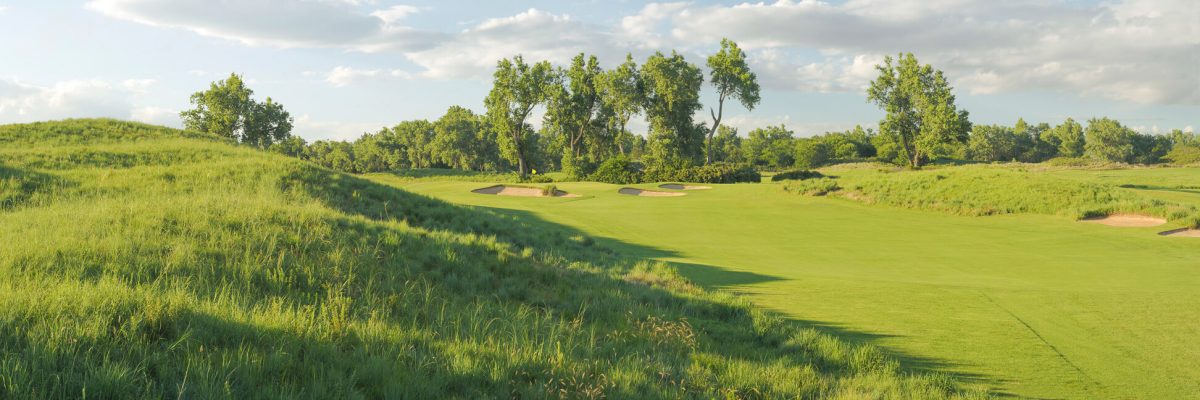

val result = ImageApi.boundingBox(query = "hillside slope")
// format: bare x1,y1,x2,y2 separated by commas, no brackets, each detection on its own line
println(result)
0,119,982,399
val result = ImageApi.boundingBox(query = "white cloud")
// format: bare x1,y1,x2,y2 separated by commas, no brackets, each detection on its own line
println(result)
85,0,1200,105
404,8,619,79
131,106,180,127
325,66,382,87
293,114,387,141
324,66,412,86
86,0,442,52
0,79,134,122
651,0,1199,104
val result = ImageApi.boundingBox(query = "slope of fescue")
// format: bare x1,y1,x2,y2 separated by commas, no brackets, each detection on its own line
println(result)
0,120,982,399
794,164,1199,227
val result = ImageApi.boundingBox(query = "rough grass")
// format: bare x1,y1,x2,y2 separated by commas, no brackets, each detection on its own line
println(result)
803,164,1199,226
0,119,982,399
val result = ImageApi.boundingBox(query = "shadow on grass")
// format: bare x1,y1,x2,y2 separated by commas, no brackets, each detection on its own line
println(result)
3,162,992,397
287,167,1011,393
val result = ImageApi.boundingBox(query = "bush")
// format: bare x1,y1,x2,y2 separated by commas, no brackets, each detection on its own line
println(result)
783,178,841,196
771,169,825,182
644,163,760,184
1165,145,1200,166
589,156,644,184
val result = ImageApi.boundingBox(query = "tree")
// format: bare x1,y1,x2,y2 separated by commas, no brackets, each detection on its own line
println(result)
866,53,969,168
641,51,705,169
1084,117,1136,163
967,124,1018,162
744,125,795,169
1042,118,1085,158
433,106,485,170
794,139,829,169
546,54,603,160
706,125,743,164
705,38,760,164
596,54,643,156
486,56,556,177
180,73,294,147
393,120,436,168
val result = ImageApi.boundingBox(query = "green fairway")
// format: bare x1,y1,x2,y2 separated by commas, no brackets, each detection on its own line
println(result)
391,171,1200,399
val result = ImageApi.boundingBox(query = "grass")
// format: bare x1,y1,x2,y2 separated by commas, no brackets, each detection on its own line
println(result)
796,163,1200,226
397,169,1200,399
0,119,980,399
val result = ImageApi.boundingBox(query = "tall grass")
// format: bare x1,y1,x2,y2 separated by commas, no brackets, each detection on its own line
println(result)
0,119,984,398
792,164,1199,226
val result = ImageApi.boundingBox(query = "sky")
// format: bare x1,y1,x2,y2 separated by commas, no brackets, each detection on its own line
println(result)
0,0,1196,141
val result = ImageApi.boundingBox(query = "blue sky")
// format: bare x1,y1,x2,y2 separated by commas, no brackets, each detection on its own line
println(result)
0,0,1195,141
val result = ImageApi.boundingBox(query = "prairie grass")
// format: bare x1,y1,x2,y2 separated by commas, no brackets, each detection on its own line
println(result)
802,164,1200,226
0,119,983,399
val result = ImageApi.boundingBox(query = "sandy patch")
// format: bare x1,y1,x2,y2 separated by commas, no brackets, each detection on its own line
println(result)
1159,228,1200,237
618,187,686,197
471,185,579,198
1081,214,1167,227
659,184,712,190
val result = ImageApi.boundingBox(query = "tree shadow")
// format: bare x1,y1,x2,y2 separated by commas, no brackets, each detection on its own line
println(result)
0,164,77,210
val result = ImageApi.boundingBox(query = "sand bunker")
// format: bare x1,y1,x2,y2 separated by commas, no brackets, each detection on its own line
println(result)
1081,214,1167,227
618,187,686,197
1159,228,1200,237
659,184,712,190
471,185,579,198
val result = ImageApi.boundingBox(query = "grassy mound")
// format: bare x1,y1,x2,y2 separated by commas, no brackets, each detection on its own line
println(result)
791,164,1199,227
0,120,982,399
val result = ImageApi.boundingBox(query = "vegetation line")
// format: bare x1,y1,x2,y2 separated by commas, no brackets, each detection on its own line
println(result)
980,292,1100,388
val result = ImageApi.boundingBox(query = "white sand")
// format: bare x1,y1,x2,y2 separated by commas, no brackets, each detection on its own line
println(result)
618,188,686,197
1080,214,1167,227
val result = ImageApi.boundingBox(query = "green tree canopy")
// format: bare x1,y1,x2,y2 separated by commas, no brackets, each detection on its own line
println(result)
866,53,969,168
596,54,643,156
180,73,293,148
641,51,705,169
705,38,760,164
486,56,556,177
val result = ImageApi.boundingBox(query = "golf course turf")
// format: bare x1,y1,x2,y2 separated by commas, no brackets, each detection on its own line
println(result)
390,171,1200,399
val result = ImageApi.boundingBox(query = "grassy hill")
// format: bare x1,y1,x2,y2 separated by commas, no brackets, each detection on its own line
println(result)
0,119,981,399
398,169,1200,398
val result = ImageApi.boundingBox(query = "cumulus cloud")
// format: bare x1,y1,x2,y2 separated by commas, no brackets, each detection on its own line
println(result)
324,66,412,86
293,114,387,141
87,0,1199,104
0,78,137,122
86,0,443,52
643,0,1199,104
405,9,620,79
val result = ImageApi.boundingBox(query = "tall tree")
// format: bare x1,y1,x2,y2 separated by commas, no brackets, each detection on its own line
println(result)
596,54,643,156
1085,117,1136,162
705,38,760,164
433,106,484,170
486,56,556,177
641,51,705,169
866,53,968,168
1045,117,1086,157
180,73,293,147
546,54,603,159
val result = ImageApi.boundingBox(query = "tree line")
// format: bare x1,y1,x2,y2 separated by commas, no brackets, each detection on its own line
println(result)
179,50,1197,181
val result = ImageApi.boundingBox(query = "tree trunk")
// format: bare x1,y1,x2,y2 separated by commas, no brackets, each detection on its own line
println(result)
706,96,725,165
616,122,626,156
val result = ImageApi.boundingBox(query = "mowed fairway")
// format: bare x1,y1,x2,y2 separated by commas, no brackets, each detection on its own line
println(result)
387,172,1200,399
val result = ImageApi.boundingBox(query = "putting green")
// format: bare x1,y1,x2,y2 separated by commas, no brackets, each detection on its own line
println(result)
383,176,1200,399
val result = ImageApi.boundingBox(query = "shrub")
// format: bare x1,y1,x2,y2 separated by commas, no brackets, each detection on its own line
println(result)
540,184,558,196
589,156,644,184
644,163,760,184
771,169,824,182
1164,145,1200,166
783,178,841,196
